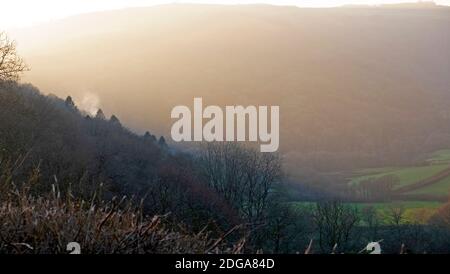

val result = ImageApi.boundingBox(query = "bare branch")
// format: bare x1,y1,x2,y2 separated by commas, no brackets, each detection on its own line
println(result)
0,32,29,83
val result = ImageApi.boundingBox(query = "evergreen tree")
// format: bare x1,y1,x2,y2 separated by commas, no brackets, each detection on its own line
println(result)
65,96,77,111
158,136,167,147
110,115,121,126
95,109,106,120
144,131,157,142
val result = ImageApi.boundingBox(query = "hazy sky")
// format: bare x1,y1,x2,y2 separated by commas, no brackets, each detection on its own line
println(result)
1,0,449,28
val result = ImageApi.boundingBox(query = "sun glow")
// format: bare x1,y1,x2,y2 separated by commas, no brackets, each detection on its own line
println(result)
1,0,448,29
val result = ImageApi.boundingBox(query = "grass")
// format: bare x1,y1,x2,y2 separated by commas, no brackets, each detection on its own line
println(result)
348,149,450,196
349,164,449,189
409,176,450,196
426,149,450,164
349,149,450,194
0,182,244,254
304,149,450,224
351,201,441,210
351,167,399,177
290,201,442,225
292,201,441,211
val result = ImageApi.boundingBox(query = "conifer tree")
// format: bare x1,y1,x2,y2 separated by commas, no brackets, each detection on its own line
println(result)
65,96,77,111
158,136,167,147
110,114,121,126
95,109,105,120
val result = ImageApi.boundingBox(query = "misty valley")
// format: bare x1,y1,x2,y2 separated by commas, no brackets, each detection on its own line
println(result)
0,2,450,255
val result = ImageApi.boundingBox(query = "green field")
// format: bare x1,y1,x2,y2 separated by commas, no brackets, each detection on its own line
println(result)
350,201,441,210
290,149,450,225
291,201,440,210
356,201,441,224
349,149,450,196
349,164,449,190
426,149,450,165
291,201,441,224
328,149,450,223
409,176,450,195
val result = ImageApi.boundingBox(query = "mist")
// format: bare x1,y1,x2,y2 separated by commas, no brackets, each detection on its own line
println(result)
9,4,450,173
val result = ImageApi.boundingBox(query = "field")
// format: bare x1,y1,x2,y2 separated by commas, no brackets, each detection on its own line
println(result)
426,149,450,165
349,164,449,190
351,201,441,224
288,149,450,224
293,149,450,224
349,149,450,197
291,201,441,225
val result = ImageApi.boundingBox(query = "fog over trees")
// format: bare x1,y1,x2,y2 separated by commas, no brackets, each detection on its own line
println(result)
10,5,450,176
1,5,450,253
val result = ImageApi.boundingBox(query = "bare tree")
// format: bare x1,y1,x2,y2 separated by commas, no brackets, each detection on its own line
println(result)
361,206,380,241
0,32,28,83
198,142,282,224
313,201,359,252
386,204,406,245
387,204,406,226
354,175,398,202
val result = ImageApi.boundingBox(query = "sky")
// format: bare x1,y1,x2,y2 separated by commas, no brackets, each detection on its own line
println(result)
1,0,449,29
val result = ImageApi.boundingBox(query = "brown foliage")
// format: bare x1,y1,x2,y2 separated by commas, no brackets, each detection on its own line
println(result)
0,177,243,254
430,202,450,229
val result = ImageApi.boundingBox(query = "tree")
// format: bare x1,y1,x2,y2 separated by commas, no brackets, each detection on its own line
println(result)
110,115,121,126
95,109,105,120
65,96,77,111
264,197,311,253
144,131,157,142
385,204,406,246
158,136,167,147
354,175,398,202
198,143,282,251
313,201,359,252
0,32,28,83
361,206,380,241
199,143,281,224
387,204,405,226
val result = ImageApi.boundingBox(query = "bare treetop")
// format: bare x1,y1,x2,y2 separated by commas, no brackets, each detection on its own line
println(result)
0,32,28,83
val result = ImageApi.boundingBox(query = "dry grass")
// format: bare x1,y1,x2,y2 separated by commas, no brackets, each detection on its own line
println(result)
0,171,243,254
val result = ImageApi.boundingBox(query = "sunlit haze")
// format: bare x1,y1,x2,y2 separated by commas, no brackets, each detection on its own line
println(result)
1,0,449,28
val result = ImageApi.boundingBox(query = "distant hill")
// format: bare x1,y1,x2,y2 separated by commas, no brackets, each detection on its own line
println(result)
10,4,450,173
343,1,442,9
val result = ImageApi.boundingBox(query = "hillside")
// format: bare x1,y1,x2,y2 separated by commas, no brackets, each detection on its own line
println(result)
0,82,232,226
0,82,162,193
8,4,450,174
